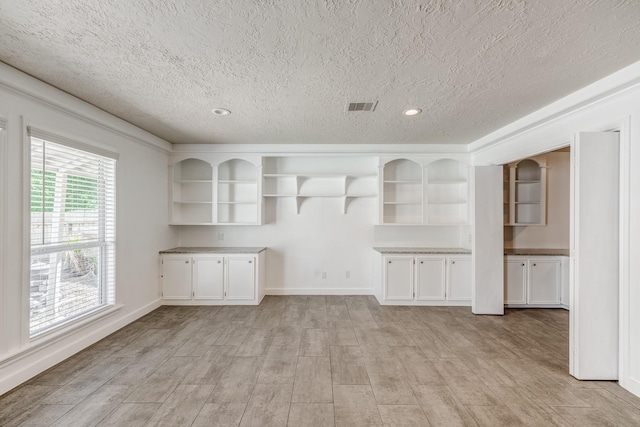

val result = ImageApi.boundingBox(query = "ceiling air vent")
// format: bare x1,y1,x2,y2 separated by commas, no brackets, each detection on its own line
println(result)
346,101,378,112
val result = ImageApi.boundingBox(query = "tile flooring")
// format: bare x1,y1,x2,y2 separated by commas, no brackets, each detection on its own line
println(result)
2,296,640,426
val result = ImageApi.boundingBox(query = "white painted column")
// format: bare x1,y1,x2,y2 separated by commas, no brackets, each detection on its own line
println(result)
471,166,504,315
570,131,619,380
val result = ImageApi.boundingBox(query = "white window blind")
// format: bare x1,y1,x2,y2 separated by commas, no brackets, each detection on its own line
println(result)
29,135,116,337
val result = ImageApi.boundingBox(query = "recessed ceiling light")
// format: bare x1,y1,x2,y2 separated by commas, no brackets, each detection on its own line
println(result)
212,108,231,116
403,108,422,116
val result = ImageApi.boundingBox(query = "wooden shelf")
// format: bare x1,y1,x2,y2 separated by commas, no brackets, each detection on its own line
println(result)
428,179,467,184
429,201,467,205
173,201,213,205
264,173,376,178
504,157,547,226
384,201,421,205
217,201,258,205
262,158,378,214
175,179,213,183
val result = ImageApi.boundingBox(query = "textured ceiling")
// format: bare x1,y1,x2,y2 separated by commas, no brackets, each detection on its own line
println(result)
1,1,640,145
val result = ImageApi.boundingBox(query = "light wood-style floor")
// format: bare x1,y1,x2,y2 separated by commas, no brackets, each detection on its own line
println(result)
2,296,640,426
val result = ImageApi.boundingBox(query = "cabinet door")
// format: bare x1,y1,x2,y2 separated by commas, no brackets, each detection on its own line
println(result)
384,256,414,301
226,256,256,300
162,256,192,299
193,256,224,299
528,258,560,305
415,257,445,300
504,258,527,304
448,257,472,300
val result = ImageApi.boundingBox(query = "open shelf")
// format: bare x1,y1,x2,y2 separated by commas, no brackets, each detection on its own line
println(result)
505,157,547,226
262,156,378,214
170,158,213,225
216,159,261,224
380,159,423,224
427,159,468,225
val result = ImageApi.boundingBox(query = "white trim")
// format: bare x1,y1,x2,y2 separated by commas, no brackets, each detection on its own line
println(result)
28,126,119,160
0,299,161,396
619,117,634,393
0,118,6,356
1,304,123,366
0,62,171,154
265,287,374,295
171,143,470,156
20,116,30,347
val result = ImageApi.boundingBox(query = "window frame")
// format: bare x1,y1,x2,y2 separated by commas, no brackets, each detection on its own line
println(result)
27,127,117,339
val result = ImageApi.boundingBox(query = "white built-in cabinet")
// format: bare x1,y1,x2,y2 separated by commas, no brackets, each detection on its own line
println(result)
375,252,472,305
160,250,266,305
170,158,214,224
504,255,567,307
379,157,469,225
216,159,261,224
169,154,470,223
262,156,377,214
504,156,547,226
169,156,262,225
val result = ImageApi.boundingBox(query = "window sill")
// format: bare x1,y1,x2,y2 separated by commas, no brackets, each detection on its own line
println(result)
0,304,123,368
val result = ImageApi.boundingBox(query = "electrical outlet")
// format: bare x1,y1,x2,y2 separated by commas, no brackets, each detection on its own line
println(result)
345,271,350,279
218,232,224,241
322,272,327,279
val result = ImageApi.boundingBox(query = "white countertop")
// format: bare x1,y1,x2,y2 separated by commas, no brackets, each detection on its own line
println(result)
373,247,472,254
160,247,266,254
504,248,570,256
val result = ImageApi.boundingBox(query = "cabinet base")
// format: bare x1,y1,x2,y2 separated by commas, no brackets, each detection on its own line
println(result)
504,303,568,310
161,295,265,306
374,295,471,306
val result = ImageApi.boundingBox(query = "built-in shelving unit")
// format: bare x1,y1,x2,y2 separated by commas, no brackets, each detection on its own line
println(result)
427,159,468,225
170,158,214,225
379,157,469,225
504,156,547,226
169,157,262,225
262,157,377,214
216,159,261,225
380,159,423,224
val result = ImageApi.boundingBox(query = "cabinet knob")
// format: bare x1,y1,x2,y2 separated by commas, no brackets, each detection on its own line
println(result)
420,261,423,264
217,260,221,264
452,261,455,264
522,263,525,266
249,260,252,263
388,261,392,264
185,260,189,264
533,263,537,266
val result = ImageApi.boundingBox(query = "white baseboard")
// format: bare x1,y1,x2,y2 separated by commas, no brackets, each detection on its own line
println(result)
0,299,161,396
378,300,472,307
620,376,640,398
265,288,374,296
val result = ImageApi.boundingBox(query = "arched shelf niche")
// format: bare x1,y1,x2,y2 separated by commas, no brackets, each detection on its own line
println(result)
170,158,214,224
381,158,423,224
505,157,547,225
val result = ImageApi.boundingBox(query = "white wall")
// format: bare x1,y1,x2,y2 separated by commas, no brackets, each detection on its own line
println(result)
471,60,640,397
0,63,177,395
505,151,571,249
178,195,470,295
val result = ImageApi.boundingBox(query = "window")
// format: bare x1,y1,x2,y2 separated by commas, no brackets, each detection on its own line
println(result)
29,133,116,337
